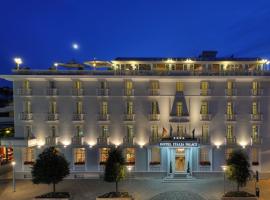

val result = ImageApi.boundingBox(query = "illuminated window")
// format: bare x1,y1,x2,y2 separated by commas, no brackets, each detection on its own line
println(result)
226,101,234,116
226,80,234,96
127,125,134,139
74,80,82,89
200,81,209,95
176,125,184,137
251,148,259,164
176,82,184,92
100,125,109,138
252,101,259,115
125,148,135,164
150,147,160,164
76,101,82,114
75,125,83,137
100,80,108,89
124,80,133,96
151,101,159,114
252,81,259,92
226,148,233,160
200,101,208,115
74,148,85,165
126,101,133,115
23,147,35,165
49,101,57,114
151,125,159,138
24,100,31,113
100,148,110,164
176,102,183,116
226,125,233,139
23,80,30,89
252,125,259,138
150,80,159,89
202,125,209,138
200,148,209,162
101,101,108,115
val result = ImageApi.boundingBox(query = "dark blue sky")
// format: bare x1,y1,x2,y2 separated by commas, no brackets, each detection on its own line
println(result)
1,0,270,81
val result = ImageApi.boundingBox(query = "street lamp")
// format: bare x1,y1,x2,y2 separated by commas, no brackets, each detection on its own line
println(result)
14,57,23,69
221,165,228,195
11,161,16,192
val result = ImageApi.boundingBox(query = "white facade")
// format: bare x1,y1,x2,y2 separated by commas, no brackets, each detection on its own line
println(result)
1,54,270,178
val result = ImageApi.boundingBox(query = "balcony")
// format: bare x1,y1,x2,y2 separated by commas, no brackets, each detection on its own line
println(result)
148,114,160,121
148,89,160,96
199,136,210,145
169,115,189,123
250,114,263,121
123,114,135,122
97,137,109,146
96,88,110,96
123,89,134,96
200,89,211,96
72,113,84,121
225,114,236,121
251,136,262,145
72,88,84,96
19,112,33,121
225,137,237,145
149,136,161,145
98,114,110,122
0,137,36,147
200,114,212,121
17,88,32,96
250,89,263,96
47,113,59,121
72,136,84,145
225,89,237,96
46,88,58,96
45,136,59,146
123,136,134,146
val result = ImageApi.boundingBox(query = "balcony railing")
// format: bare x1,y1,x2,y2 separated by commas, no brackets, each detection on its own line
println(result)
225,137,237,145
123,114,135,121
250,114,263,121
72,88,84,96
148,89,160,96
72,136,84,145
17,88,32,96
46,88,58,96
200,114,212,121
251,136,262,145
123,136,134,146
199,136,210,145
47,113,59,121
225,88,237,96
250,89,263,96
45,136,59,146
149,136,161,144
200,89,211,96
19,112,33,121
96,88,110,96
148,114,160,121
123,89,134,96
98,114,110,121
225,114,236,121
97,137,109,145
72,113,84,121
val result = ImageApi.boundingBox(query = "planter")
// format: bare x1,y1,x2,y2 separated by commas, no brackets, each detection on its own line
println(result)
96,198,133,200
222,191,257,200
35,198,70,200
221,197,257,200
34,192,70,200
97,192,133,200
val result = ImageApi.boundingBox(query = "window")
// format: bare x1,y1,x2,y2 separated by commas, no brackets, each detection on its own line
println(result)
150,80,159,89
74,148,85,165
76,101,82,114
151,101,159,114
150,147,160,165
202,125,209,138
49,81,56,88
251,148,259,165
125,148,135,164
151,125,159,138
24,126,32,138
200,81,209,95
252,125,259,138
23,80,30,89
24,100,31,113
226,101,234,119
199,148,210,165
100,148,110,164
101,101,108,115
124,80,133,96
226,148,233,160
252,81,259,91
100,80,108,89
176,125,184,137
23,147,35,165
176,82,184,92
49,101,57,114
75,125,83,137
226,125,233,139
126,101,133,115
127,125,134,139
226,80,234,95
51,126,57,137
252,101,259,115
200,101,209,115
176,102,183,116
101,125,109,138
74,80,82,89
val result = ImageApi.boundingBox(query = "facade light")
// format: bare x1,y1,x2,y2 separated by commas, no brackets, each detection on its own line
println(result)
72,43,79,50
14,57,23,68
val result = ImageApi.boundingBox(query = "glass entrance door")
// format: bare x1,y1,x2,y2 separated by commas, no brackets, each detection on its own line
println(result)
175,148,185,172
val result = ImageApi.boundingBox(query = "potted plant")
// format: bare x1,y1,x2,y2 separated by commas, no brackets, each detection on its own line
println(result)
32,147,70,199
222,150,257,200
97,148,133,200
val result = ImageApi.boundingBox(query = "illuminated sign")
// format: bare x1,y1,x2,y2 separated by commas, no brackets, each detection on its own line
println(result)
159,141,198,147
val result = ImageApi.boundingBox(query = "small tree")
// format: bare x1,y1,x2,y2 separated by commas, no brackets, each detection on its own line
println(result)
104,148,125,194
32,147,70,193
226,149,251,192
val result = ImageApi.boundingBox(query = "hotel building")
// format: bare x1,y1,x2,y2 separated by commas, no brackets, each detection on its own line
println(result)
1,51,270,178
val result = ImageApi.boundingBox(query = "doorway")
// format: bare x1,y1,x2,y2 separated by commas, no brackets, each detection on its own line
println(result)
175,148,185,172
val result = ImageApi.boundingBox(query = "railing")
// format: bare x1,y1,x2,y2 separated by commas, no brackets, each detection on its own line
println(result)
250,114,263,121
72,113,84,121
123,89,134,96
225,89,237,96
47,113,59,121
97,137,109,145
148,89,160,96
45,136,59,146
72,88,84,96
200,114,212,121
72,136,84,145
225,114,236,121
148,114,160,121
123,114,135,121
96,88,110,96
98,114,110,121
19,112,33,121
17,88,32,96
123,136,134,145
251,136,262,145
200,89,211,96
225,137,237,145
46,88,58,96
250,89,263,96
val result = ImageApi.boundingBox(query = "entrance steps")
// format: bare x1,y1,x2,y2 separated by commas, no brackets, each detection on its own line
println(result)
162,173,196,183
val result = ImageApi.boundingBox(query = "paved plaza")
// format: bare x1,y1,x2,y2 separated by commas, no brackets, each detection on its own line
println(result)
0,176,269,200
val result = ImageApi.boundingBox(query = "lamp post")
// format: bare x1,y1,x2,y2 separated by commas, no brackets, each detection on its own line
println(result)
11,161,16,192
221,165,228,195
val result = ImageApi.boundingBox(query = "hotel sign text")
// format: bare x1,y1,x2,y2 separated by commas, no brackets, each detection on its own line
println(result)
159,141,198,147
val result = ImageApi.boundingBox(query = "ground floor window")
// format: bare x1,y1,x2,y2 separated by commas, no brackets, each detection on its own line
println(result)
150,147,161,165
125,148,135,165
74,148,85,165
199,148,210,166
23,147,35,165
251,148,259,166
225,148,233,160
99,148,110,165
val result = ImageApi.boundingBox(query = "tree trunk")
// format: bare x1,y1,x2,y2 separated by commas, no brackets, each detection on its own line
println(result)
115,181,118,193
53,183,56,193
